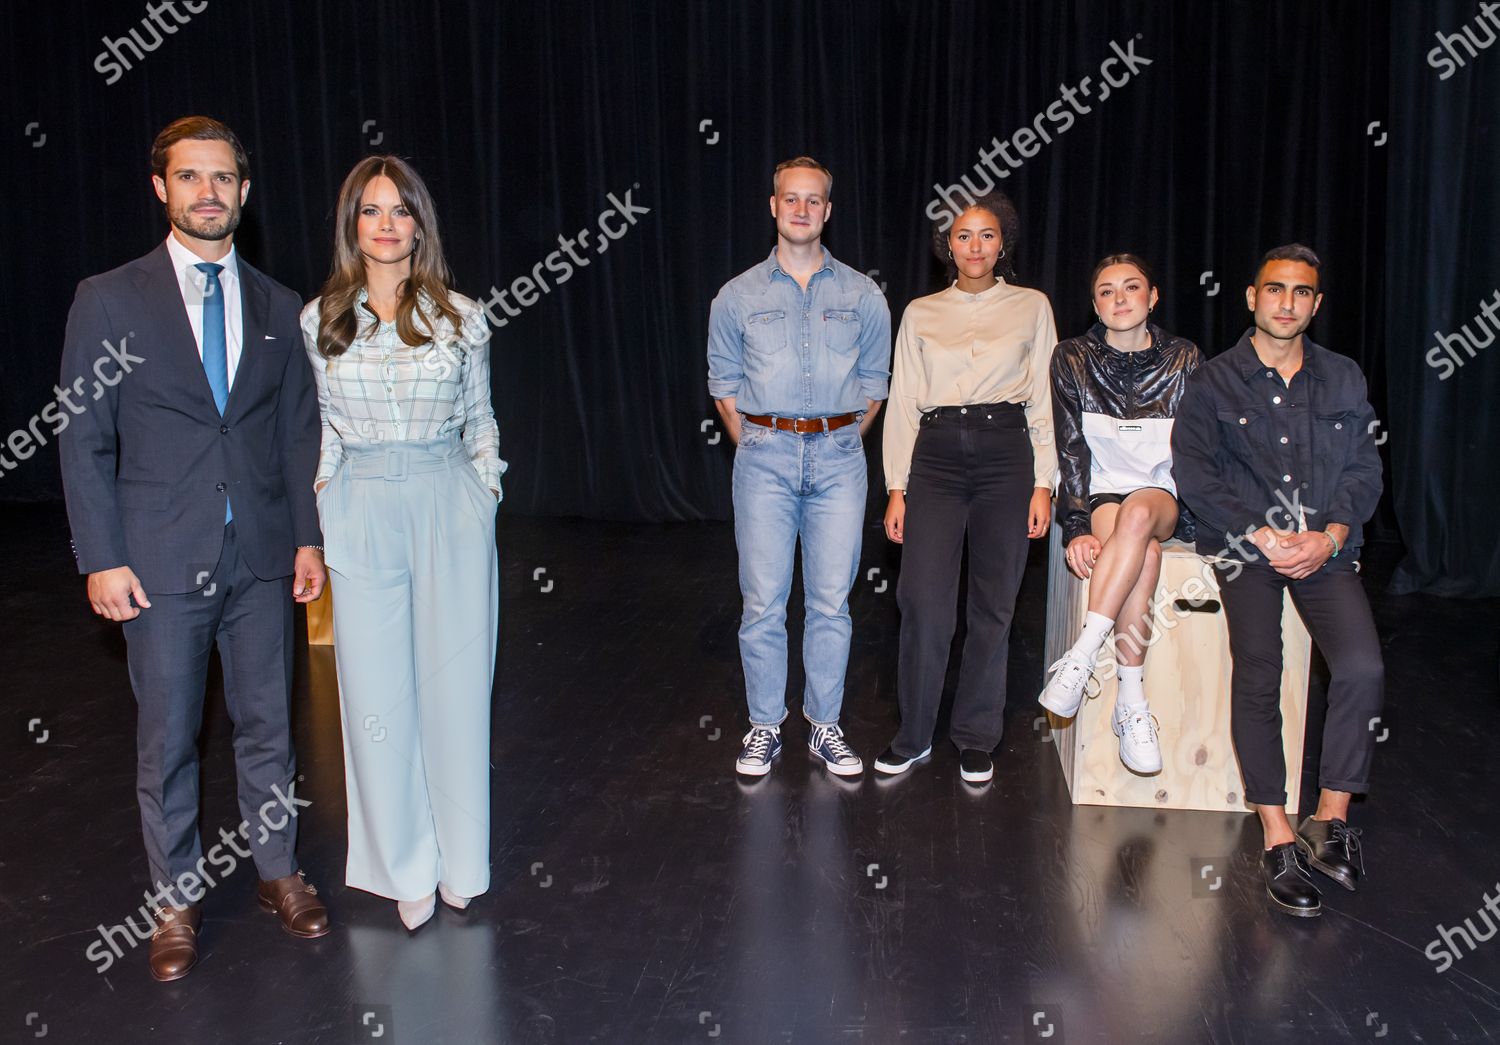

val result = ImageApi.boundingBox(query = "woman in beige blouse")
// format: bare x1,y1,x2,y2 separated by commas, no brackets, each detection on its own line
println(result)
302,156,503,931
874,192,1057,784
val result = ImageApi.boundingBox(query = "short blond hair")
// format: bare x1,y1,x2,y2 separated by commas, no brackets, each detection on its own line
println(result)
772,156,832,198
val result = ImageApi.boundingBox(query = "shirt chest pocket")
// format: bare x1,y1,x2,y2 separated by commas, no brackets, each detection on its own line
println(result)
822,309,861,354
745,310,788,358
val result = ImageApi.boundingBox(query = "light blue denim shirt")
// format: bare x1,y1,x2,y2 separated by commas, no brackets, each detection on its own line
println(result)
706,247,891,416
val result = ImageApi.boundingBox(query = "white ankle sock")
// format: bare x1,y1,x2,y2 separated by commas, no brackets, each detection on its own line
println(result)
1070,612,1114,660
1116,665,1147,711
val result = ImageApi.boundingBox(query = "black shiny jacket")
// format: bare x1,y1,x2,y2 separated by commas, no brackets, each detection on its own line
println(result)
1049,322,1203,544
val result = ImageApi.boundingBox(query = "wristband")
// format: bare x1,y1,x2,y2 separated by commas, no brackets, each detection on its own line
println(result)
1323,531,1340,558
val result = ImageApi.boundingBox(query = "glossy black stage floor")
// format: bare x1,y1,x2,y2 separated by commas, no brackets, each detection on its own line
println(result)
3,502,1498,1044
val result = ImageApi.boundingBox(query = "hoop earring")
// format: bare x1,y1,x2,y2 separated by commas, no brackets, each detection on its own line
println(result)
998,247,1007,260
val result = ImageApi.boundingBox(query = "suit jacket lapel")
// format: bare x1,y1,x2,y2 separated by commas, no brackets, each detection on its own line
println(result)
227,264,269,421
136,243,221,417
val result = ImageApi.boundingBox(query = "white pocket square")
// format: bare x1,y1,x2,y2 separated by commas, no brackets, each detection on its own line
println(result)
264,334,277,340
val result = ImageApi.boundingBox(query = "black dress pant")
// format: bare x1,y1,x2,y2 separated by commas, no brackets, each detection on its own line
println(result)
894,405,1033,756
121,522,300,896
1217,559,1384,807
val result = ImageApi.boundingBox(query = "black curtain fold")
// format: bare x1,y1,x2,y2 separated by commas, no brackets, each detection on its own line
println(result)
1386,0,1500,596
1,0,1483,592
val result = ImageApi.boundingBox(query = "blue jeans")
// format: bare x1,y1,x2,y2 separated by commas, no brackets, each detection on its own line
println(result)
731,421,867,727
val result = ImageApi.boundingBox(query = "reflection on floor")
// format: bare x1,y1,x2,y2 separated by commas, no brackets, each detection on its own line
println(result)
3,504,1498,1043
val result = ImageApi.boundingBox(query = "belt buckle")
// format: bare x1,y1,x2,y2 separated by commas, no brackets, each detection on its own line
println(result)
384,447,407,481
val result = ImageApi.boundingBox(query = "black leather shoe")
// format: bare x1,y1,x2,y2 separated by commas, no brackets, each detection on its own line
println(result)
958,749,993,784
1263,841,1321,917
1296,816,1365,892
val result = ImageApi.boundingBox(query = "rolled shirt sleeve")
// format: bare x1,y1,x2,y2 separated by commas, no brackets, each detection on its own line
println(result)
705,289,743,402
855,280,892,403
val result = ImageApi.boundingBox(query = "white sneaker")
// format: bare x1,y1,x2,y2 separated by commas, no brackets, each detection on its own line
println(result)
1039,652,1096,718
1112,706,1162,775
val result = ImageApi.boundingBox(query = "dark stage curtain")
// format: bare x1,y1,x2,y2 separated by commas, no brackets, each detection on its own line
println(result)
1386,1,1500,597
11,1,1482,590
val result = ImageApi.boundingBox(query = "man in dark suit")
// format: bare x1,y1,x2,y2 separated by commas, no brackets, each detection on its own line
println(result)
59,116,330,980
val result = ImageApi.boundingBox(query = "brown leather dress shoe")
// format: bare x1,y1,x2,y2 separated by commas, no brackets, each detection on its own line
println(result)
149,904,201,982
257,871,331,938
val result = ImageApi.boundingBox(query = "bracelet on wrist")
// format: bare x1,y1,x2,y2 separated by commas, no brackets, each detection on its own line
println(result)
1323,531,1340,558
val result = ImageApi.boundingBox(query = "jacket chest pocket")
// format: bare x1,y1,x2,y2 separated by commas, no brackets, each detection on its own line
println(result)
1314,409,1357,464
745,309,788,358
822,309,860,354
1216,406,1267,459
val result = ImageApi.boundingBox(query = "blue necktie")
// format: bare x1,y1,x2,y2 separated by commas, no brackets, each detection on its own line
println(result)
194,262,232,523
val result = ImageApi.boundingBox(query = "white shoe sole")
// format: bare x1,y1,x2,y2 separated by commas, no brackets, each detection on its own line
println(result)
816,755,864,777
960,764,994,783
873,746,932,775
735,754,778,777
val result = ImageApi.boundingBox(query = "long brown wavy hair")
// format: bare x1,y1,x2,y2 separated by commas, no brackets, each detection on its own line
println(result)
314,155,462,357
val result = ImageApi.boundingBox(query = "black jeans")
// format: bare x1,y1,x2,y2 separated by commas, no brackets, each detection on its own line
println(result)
1217,560,1384,807
893,404,1033,756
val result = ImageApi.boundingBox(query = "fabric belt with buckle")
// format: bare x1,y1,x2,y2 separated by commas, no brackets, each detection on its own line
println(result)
743,413,858,433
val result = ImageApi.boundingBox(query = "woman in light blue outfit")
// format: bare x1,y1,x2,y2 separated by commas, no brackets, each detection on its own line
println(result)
302,155,503,932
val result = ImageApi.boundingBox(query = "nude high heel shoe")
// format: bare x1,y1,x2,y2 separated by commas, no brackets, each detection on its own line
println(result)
437,883,471,910
397,893,436,931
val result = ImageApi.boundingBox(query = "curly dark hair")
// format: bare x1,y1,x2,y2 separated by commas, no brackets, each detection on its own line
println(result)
930,191,1020,282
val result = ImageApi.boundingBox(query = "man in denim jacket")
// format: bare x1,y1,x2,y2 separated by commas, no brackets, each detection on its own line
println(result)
706,157,891,778
1173,244,1383,918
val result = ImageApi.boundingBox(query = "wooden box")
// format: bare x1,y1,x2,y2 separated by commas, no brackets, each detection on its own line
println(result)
306,582,334,646
1041,526,1310,812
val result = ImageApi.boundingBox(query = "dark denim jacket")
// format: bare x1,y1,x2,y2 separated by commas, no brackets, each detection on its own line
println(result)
1171,330,1382,562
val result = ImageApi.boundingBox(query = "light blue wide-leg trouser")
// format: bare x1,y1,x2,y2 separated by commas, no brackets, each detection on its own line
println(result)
319,437,499,902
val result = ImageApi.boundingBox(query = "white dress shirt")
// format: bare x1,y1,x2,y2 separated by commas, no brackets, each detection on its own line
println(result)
884,278,1059,491
165,233,244,389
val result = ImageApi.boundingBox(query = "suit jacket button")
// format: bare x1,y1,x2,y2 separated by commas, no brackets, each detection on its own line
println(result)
215,482,226,492
220,424,229,434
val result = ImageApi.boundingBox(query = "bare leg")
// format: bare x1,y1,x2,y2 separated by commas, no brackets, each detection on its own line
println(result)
1084,490,1180,623
1256,803,1296,847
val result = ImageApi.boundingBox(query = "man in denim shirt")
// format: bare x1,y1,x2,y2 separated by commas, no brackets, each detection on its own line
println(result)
1173,244,1383,919
706,156,891,778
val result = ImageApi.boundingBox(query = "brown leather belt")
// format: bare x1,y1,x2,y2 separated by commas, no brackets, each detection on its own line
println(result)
743,413,858,433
